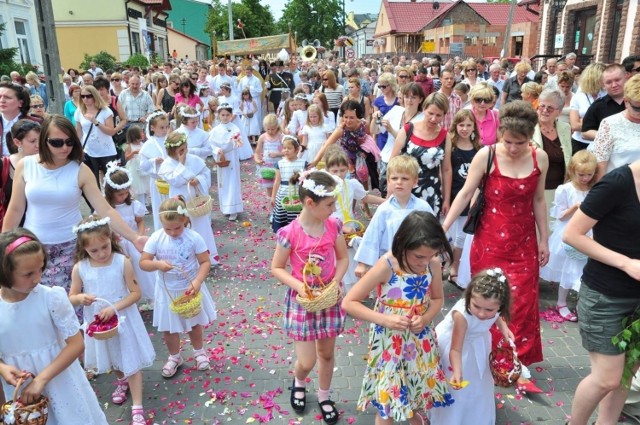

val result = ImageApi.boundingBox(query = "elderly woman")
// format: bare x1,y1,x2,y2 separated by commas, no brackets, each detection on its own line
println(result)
443,101,549,391
3,115,146,293
371,82,425,197
593,74,640,178
556,71,575,124
466,83,500,146
390,92,449,216
570,63,606,154
371,72,399,150
501,61,532,105
25,71,48,110
532,89,572,213
564,158,640,425
319,69,345,123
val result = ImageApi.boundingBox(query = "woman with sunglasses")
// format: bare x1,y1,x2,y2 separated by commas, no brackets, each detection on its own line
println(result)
461,59,483,88
75,85,118,185
0,81,41,157
318,70,345,126
109,72,126,98
467,83,500,146
371,72,399,150
3,115,147,294
29,95,48,120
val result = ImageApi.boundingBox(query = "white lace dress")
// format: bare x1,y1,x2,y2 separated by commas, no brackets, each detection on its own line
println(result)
79,254,156,377
593,112,640,174
0,285,108,424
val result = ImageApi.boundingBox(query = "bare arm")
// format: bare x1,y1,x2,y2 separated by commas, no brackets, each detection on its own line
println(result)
533,149,549,266
448,311,468,386
441,135,453,216
569,109,582,133
2,159,27,231
310,126,342,168
389,127,408,159
581,130,597,141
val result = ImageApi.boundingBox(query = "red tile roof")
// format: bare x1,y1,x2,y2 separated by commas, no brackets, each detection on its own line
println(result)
468,3,539,24
384,0,455,33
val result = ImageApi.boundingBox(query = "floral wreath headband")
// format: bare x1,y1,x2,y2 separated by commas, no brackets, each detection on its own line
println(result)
294,94,308,101
485,267,507,283
165,133,188,149
103,160,131,190
159,205,188,216
299,169,343,198
217,102,233,112
179,106,200,119
72,216,111,235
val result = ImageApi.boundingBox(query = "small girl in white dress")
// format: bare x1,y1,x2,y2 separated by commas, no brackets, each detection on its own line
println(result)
175,106,212,160
103,161,156,305
0,229,108,425
140,197,217,379
430,268,514,425
300,104,330,162
254,114,283,197
540,150,597,321
139,112,170,231
159,131,219,265
124,126,149,206
69,216,155,425
239,88,260,144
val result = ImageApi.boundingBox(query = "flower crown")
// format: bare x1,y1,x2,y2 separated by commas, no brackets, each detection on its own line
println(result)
147,110,166,122
165,134,187,149
294,94,308,101
299,169,343,198
159,205,188,216
103,160,131,190
217,102,233,112
485,267,507,283
179,106,200,119
72,216,111,235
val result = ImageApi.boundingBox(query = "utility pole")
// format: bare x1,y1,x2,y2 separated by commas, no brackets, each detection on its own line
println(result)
501,0,517,57
34,0,65,115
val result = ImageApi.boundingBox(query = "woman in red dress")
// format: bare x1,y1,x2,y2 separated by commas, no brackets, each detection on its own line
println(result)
443,101,550,391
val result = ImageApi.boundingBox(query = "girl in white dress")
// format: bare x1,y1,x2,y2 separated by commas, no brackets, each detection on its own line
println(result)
254,114,283,197
102,162,156,304
288,94,309,136
69,216,155,425
175,106,212,160
239,88,260,144
0,229,108,425
209,104,244,221
430,268,514,425
300,104,330,162
158,131,219,265
140,198,217,379
124,126,149,206
139,112,170,231
540,150,597,322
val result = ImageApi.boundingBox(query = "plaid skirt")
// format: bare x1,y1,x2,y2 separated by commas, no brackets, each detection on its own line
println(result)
283,286,346,341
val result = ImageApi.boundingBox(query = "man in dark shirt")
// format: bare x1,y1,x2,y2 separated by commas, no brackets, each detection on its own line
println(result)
581,64,626,142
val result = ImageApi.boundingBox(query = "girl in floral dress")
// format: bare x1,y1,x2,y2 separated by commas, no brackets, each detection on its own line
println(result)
342,211,455,424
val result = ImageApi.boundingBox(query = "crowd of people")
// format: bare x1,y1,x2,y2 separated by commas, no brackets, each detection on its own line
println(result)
0,51,639,425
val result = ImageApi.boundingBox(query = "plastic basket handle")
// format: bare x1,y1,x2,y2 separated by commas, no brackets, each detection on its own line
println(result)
94,297,121,322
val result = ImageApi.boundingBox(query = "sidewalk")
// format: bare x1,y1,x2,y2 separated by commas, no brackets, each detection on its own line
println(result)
91,161,622,424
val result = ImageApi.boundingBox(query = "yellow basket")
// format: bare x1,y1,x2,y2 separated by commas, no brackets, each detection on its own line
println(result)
2,373,49,425
343,219,365,242
295,263,340,313
186,185,213,218
163,273,203,319
155,179,170,195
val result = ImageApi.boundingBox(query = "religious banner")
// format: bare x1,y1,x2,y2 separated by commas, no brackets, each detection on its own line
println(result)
217,34,291,56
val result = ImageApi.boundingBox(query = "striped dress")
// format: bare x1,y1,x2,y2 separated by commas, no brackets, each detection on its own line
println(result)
271,157,307,233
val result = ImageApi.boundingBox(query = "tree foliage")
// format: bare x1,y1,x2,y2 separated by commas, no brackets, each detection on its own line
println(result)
277,0,343,50
79,51,117,72
0,23,20,77
205,0,276,41
124,53,150,68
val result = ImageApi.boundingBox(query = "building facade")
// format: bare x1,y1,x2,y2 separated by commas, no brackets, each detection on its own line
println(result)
0,0,43,67
165,0,211,59
167,27,209,62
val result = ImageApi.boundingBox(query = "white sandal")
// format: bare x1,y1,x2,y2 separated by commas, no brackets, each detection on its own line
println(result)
194,352,210,371
162,355,183,378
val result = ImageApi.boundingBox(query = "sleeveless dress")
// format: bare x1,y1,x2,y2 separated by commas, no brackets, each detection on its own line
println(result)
471,146,543,366
405,125,447,216
125,143,148,197
79,254,156,377
271,157,307,233
358,256,453,421
430,299,498,425
258,134,282,189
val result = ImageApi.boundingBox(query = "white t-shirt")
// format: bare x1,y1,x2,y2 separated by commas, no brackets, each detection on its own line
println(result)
569,89,605,144
74,108,115,157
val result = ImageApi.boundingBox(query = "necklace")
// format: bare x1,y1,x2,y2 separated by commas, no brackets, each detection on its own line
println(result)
401,109,419,127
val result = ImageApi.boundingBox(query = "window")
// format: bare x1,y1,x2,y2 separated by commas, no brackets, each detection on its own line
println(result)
157,37,165,60
608,0,623,63
14,19,31,63
131,31,141,54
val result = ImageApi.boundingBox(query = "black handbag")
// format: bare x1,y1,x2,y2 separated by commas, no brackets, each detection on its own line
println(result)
463,146,495,235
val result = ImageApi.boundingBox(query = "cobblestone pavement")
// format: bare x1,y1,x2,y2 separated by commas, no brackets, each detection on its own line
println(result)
89,161,631,425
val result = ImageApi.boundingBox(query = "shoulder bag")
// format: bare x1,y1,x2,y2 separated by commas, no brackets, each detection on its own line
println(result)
462,146,495,235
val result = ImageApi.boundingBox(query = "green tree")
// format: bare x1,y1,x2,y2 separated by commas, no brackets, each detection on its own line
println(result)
0,23,19,77
79,51,117,72
277,0,343,50
205,0,276,41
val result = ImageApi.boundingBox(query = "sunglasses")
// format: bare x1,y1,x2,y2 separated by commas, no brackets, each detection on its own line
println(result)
633,66,640,73
538,104,557,112
322,78,329,81
112,78,121,82
398,75,409,79
80,94,93,99
378,85,388,89
31,104,44,108
473,97,492,104
466,69,477,72
47,137,74,148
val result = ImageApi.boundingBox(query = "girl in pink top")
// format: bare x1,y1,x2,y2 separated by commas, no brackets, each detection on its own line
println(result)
271,170,348,425
173,78,203,113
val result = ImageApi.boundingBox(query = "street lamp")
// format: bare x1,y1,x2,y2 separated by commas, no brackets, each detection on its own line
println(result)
212,30,216,59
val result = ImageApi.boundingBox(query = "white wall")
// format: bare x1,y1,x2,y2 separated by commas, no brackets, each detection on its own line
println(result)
0,1,43,67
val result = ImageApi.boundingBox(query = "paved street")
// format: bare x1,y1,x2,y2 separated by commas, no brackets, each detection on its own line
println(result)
89,161,630,424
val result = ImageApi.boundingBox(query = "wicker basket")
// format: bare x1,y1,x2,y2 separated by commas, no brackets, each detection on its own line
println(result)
86,298,119,341
563,243,588,261
295,263,340,313
489,339,522,387
155,179,170,195
186,185,213,218
214,160,230,168
343,219,365,242
163,273,203,319
2,374,49,425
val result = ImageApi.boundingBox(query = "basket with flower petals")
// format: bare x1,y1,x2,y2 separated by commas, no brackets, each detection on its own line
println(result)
2,373,49,425
489,338,522,387
162,272,202,319
186,185,213,218
86,298,119,341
